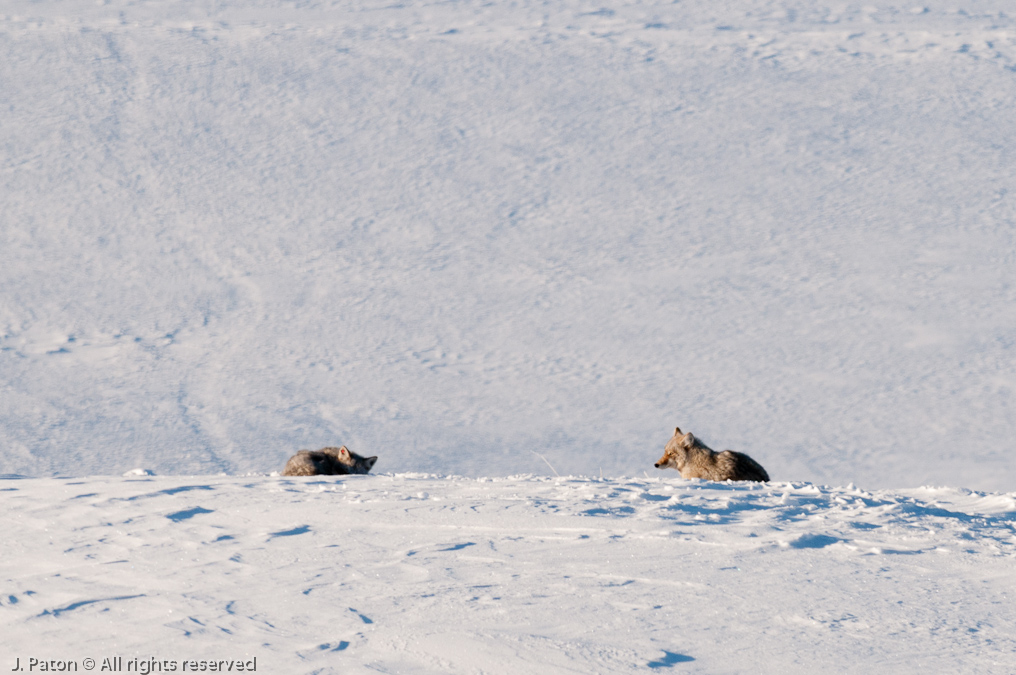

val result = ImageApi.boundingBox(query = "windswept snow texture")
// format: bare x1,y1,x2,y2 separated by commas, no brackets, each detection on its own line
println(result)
2,0,1016,487
2,475,1015,673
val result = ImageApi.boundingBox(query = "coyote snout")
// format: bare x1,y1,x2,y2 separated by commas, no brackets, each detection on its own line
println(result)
282,446,378,476
655,427,769,482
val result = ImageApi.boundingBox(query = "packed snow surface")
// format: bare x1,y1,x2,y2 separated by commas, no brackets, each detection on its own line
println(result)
3,3,1016,669
2,474,1015,673
2,0,1015,488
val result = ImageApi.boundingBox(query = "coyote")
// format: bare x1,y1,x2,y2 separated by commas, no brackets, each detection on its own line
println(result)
282,446,378,476
654,427,769,482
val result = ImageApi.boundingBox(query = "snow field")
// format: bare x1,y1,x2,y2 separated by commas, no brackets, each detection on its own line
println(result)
4,3,1016,669
2,0,1016,488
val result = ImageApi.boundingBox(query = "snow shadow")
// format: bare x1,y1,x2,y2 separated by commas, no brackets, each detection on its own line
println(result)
269,525,312,537
166,506,214,521
119,484,216,501
583,506,636,517
39,594,146,618
789,533,840,549
647,650,694,668
439,542,476,552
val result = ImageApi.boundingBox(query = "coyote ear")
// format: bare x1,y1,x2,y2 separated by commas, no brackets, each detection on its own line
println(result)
338,446,349,457
674,426,682,436
681,432,695,447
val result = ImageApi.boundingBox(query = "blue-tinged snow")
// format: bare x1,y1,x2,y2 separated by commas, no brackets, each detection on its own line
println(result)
3,475,1015,673
2,0,1014,488
2,3,1016,671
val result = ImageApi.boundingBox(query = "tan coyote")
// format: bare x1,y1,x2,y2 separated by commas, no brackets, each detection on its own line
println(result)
654,427,769,482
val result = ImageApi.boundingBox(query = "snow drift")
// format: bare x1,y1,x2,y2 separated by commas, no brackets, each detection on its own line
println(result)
3,474,1015,673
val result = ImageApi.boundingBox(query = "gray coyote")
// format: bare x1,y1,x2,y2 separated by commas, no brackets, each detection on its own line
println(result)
282,446,378,476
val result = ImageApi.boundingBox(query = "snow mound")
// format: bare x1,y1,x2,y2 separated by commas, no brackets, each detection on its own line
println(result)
2,474,1014,673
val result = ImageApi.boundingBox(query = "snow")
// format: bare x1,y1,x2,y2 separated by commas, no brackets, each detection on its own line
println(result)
2,0,1015,488
2,0,1016,670
3,474,1015,673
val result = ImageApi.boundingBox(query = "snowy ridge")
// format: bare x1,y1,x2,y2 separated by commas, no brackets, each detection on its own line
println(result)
3,475,1015,673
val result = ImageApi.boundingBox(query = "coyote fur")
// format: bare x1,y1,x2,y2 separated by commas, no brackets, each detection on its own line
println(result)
654,427,769,482
282,446,378,476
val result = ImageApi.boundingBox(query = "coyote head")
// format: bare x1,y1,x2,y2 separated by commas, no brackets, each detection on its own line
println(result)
327,446,378,474
654,426,697,470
